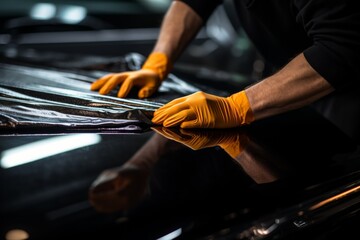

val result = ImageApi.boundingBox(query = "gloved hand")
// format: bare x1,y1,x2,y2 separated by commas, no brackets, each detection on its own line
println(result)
90,52,171,98
152,90,254,128
151,127,249,159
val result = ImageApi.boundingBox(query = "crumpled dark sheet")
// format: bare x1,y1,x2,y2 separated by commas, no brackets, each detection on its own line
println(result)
0,52,229,135
0,64,157,134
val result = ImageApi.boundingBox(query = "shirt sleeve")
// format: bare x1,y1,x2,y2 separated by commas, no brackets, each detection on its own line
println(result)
175,0,223,22
295,0,360,89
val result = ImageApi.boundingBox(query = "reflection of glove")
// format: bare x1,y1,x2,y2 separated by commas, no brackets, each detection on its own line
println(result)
90,52,171,98
88,164,149,213
152,127,249,158
152,90,254,128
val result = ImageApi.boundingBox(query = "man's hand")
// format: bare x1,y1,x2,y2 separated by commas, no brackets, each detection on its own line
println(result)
152,90,254,128
90,69,161,99
90,52,171,99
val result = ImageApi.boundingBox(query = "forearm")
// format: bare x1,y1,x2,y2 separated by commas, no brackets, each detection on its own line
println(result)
245,53,334,120
125,133,185,171
152,1,203,63
125,133,169,170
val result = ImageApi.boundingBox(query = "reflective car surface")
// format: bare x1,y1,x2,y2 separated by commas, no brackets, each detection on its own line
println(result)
2,104,360,240
1,1,360,240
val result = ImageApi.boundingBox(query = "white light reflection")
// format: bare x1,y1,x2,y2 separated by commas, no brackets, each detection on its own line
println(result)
30,3,87,24
30,3,56,20
139,0,171,11
157,228,182,240
58,6,87,24
1,134,101,169
253,223,278,236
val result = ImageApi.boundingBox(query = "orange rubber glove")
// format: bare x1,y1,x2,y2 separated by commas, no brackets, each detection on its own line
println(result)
90,52,171,98
152,90,254,128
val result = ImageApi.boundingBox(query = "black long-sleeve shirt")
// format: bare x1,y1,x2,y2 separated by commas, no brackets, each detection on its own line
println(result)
178,0,360,90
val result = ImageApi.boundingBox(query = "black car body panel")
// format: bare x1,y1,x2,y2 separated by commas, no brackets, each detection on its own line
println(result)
1,1,360,240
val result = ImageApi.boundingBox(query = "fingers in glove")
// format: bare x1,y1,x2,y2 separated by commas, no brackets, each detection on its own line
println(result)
117,77,135,98
90,74,114,91
163,109,195,127
138,83,158,99
153,96,188,116
100,74,127,95
138,87,156,99
180,119,201,128
152,101,189,124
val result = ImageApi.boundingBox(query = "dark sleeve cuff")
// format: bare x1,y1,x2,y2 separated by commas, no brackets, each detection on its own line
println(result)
175,0,223,22
304,44,355,90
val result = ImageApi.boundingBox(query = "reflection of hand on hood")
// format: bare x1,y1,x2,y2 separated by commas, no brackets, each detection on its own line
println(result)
151,127,249,159
88,133,174,213
152,127,286,184
88,163,149,213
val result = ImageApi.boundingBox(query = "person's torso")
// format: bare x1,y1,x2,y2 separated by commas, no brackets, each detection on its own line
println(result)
233,0,311,69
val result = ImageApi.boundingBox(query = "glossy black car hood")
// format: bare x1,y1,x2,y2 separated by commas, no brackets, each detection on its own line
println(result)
1,52,360,240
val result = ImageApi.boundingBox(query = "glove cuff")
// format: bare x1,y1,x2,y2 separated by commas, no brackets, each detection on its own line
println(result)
141,52,172,81
227,90,254,125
